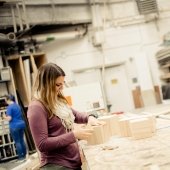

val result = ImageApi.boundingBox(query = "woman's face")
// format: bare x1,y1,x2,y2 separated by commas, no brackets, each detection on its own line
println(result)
55,76,65,94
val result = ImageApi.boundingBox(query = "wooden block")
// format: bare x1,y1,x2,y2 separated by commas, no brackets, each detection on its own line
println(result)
132,131,153,140
154,85,162,104
86,125,105,145
119,118,131,137
98,116,114,141
132,86,144,108
129,118,150,128
98,115,120,141
131,127,153,133
130,115,156,133
117,114,156,138
146,115,156,133
129,118,153,140
109,115,121,136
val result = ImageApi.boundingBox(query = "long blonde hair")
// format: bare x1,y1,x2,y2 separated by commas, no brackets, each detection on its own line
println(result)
32,63,67,118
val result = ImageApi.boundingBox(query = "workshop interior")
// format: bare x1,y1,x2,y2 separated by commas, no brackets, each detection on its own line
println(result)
0,0,170,170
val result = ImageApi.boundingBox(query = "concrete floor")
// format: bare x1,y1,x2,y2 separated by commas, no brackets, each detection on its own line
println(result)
0,158,24,170
0,153,35,170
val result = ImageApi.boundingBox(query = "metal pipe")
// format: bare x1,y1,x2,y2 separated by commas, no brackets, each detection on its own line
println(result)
11,4,17,33
0,32,16,41
16,3,23,31
50,0,56,23
33,28,87,43
21,0,30,29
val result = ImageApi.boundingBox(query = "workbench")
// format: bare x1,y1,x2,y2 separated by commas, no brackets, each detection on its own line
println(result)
82,104,170,170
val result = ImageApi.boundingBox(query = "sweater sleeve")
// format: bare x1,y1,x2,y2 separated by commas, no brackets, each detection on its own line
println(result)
27,102,77,152
71,108,88,124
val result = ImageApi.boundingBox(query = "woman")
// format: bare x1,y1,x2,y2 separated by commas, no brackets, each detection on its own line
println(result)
27,63,104,170
3,94,27,162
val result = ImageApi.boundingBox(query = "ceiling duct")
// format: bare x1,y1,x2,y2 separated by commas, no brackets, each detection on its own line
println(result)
136,0,158,15
32,26,88,43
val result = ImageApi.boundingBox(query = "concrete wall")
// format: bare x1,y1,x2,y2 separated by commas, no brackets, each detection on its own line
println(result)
1,0,170,110
40,1,170,110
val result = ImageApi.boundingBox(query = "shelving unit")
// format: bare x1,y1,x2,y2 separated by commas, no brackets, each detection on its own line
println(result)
0,68,18,161
156,47,170,82
0,67,18,103
156,47,170,101
7,53,47,107
5,53,47,154
0,110,17,161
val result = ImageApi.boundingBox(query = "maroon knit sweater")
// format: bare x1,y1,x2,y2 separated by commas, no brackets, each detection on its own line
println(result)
27,100,88,169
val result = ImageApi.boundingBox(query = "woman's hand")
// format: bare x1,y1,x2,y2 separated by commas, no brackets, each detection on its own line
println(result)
88,116,106,126
73,128,94,140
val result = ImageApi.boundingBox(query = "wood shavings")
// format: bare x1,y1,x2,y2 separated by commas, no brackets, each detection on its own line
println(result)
101,145,119,150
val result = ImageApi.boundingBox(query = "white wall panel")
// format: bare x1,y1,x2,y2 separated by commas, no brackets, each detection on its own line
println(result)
104,26,141,48
137,23,160,44
43,19,167,90
110,2,137,19
134,51,154,90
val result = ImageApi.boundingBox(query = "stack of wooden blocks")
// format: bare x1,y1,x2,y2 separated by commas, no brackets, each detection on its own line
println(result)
119,115,156,139
86,113,156,145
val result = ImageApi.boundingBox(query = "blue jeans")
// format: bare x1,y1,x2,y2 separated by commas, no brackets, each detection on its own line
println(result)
10,128,27,159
